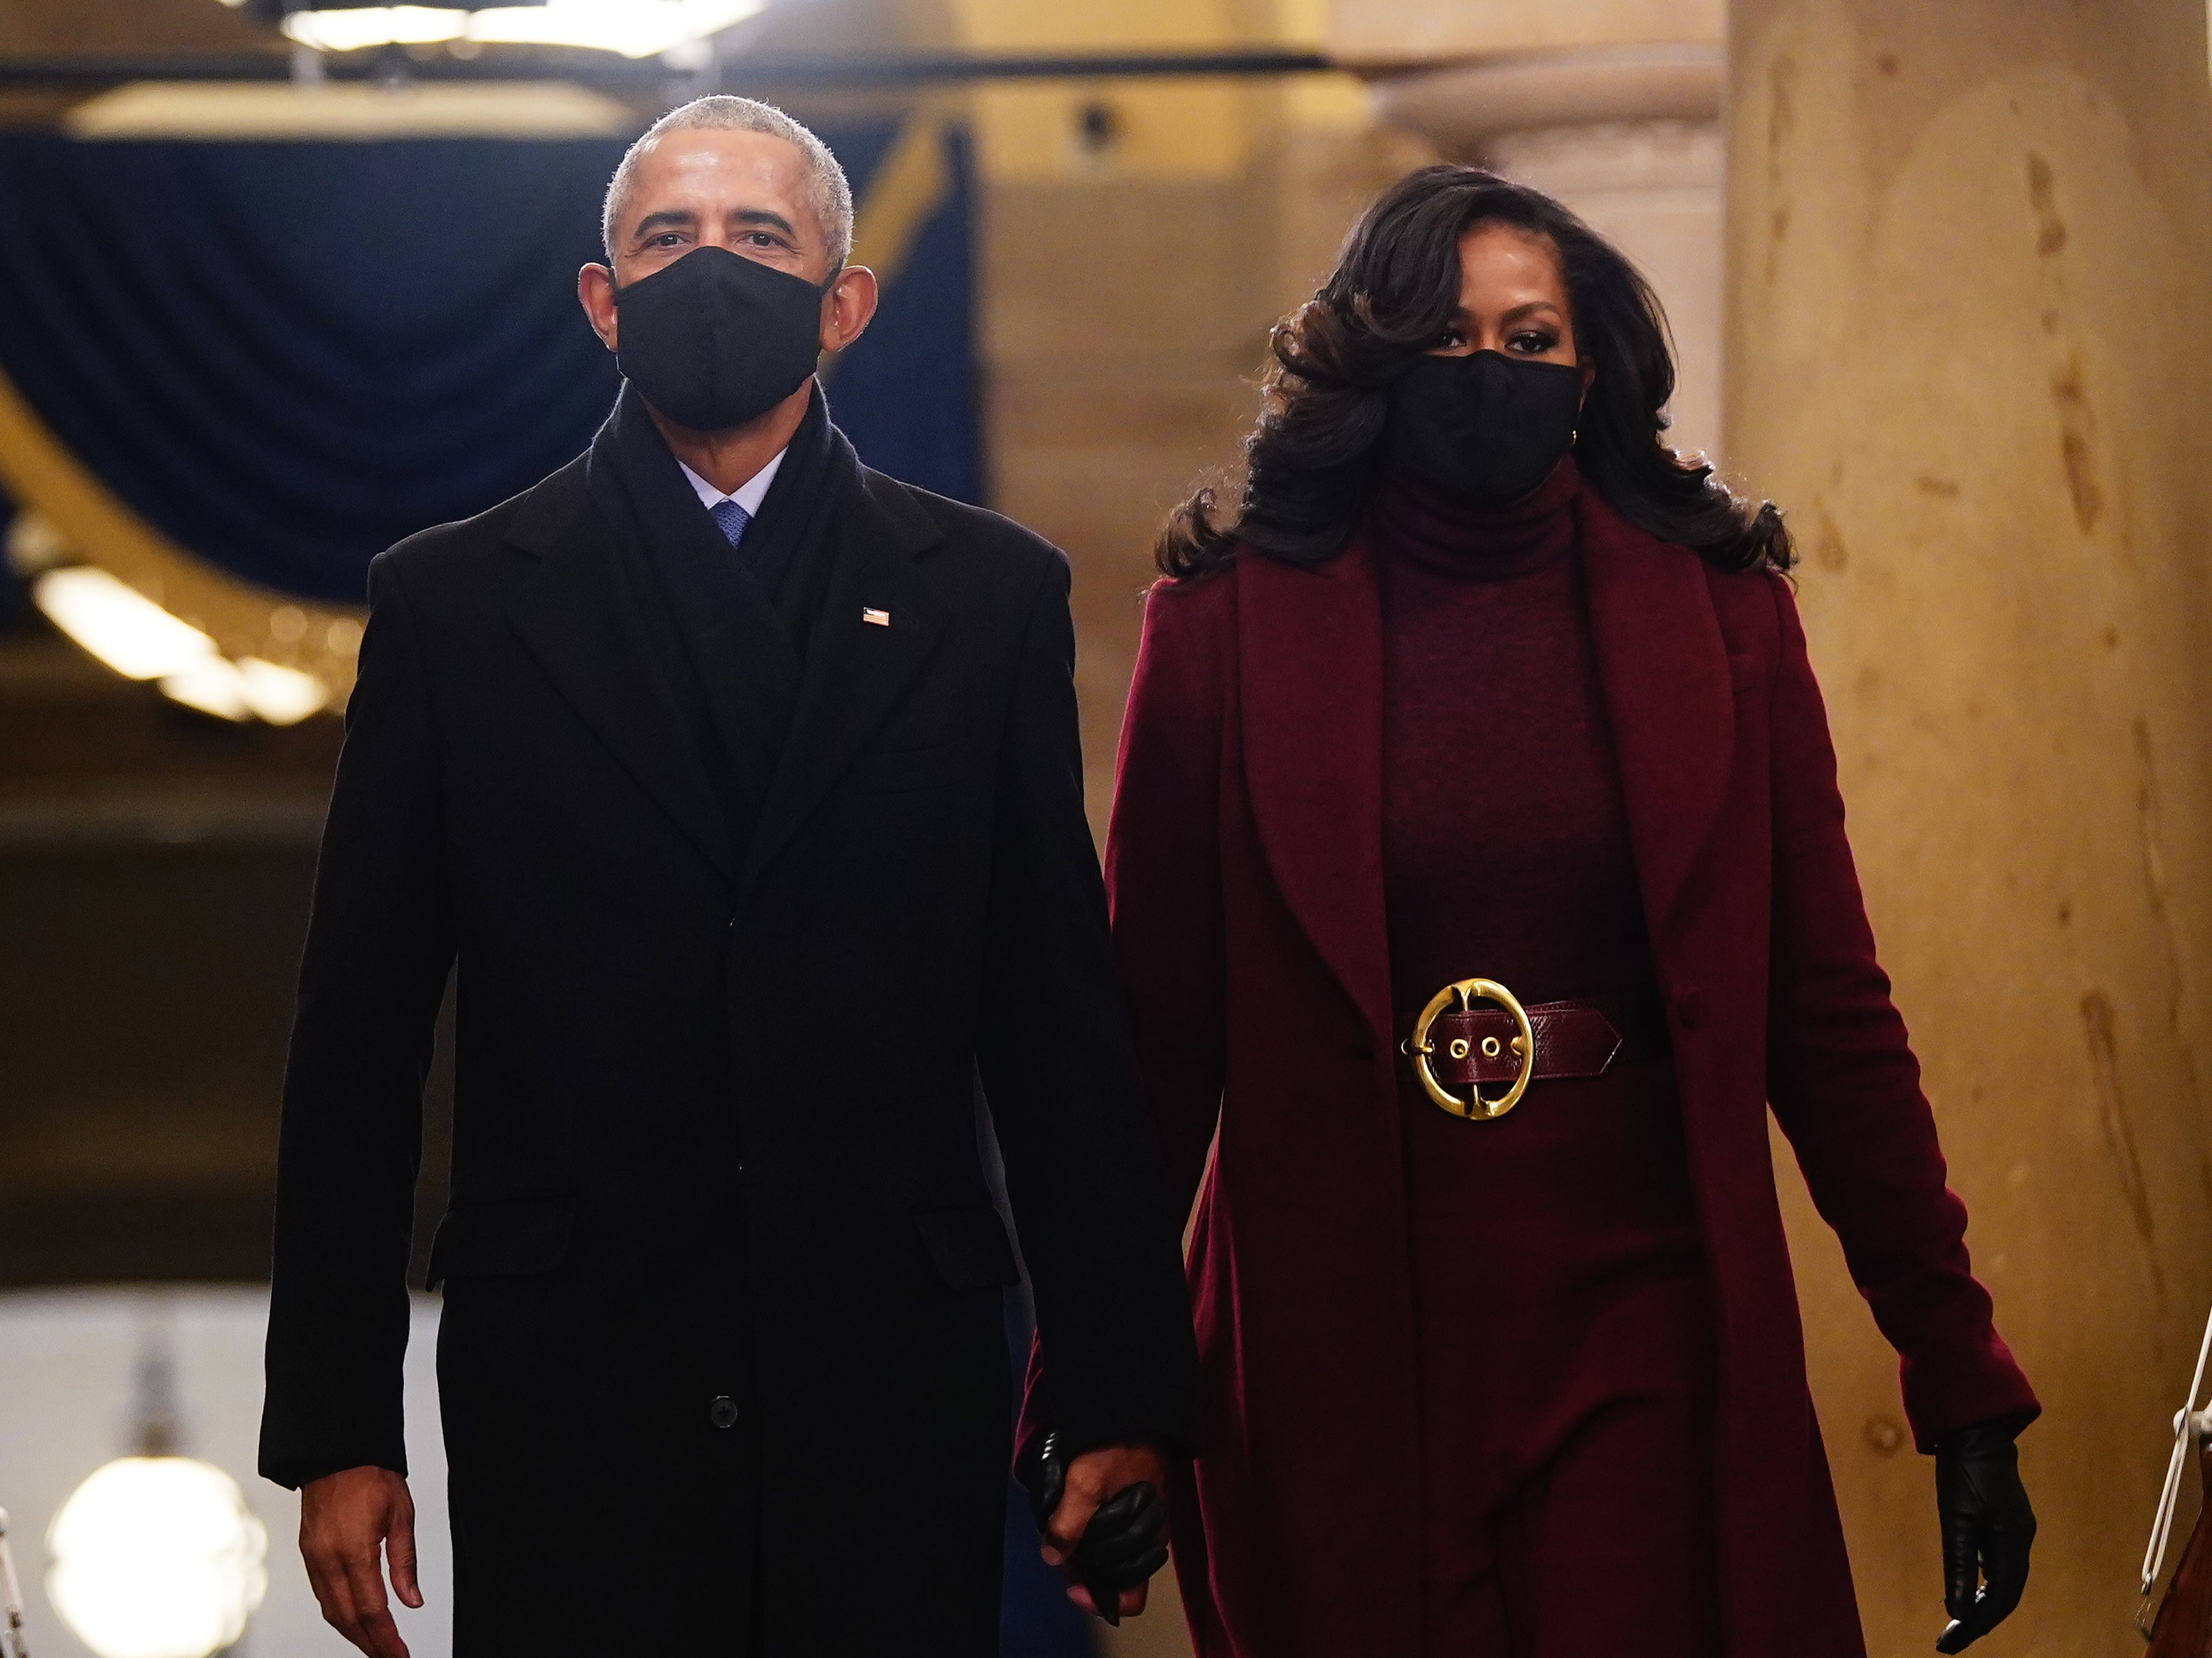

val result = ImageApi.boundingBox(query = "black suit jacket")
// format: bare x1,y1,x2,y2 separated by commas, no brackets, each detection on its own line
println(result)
260,427,1198,1655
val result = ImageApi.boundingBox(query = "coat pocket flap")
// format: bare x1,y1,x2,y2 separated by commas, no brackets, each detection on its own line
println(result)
914,1205,1020,1291
427,1192,577,1288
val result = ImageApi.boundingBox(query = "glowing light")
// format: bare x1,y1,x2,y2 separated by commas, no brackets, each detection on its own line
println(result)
282,0,768,59
156,657,251,722
65,80,637,141
237,657,331,724
283,6,466,50
46,1458,268,1658
32,566,221,681
31,566,334,723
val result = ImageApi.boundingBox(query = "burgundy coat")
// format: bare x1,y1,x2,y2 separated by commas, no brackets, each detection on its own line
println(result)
1102,485,2037,1658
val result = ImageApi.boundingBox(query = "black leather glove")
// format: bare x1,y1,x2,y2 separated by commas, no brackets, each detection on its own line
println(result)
1021,1432,1170,1627
1933,1418,2036,1652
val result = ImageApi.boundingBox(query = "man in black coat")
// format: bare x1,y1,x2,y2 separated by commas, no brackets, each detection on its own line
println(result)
259,95,1198,1657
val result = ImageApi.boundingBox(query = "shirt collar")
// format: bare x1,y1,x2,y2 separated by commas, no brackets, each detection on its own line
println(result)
679,446,787,521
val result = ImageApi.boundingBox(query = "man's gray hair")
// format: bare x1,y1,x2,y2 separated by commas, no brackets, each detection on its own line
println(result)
602,96,854,270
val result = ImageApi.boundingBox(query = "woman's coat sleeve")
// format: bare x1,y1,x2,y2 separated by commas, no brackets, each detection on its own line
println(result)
1105,577,1233,1226
1762,573,2039,1450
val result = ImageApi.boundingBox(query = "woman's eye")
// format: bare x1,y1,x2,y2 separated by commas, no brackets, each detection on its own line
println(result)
1509,331,1557,354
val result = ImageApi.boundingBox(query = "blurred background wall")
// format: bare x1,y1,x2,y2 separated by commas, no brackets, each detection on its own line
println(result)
0,1,2208,1655
1724,3,2212,1652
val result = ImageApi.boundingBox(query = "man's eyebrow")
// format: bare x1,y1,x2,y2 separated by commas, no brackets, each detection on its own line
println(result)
630,208,696,241
731,207,798,238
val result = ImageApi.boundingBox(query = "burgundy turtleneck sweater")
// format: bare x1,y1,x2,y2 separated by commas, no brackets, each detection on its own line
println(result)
1372,456,1657,1017
1373,459,1718,1652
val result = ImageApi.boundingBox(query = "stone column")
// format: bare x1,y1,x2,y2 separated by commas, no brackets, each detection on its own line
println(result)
1725,1,2212,1647
1334,3,1727,460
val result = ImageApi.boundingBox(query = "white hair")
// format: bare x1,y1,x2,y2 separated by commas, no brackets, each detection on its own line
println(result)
602,96,854,270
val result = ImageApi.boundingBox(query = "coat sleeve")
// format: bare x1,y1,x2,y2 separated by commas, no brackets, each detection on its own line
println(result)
1762,573,2038,1451
259,551,455,1489
1103,579,1230,1224
983,553,1199,1461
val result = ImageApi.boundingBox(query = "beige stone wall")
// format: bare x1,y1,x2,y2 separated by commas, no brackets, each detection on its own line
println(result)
1725,2,2212,1651
955,1,1424,839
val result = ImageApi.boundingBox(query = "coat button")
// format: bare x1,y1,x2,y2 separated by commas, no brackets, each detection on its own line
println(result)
1673,987,1702,1030
709,1395,740,1430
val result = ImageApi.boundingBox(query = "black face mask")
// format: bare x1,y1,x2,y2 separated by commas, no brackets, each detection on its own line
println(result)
1386,349,1586,502
611,245,827,432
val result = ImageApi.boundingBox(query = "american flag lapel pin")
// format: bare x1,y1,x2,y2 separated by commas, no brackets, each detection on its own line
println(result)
861,607,891,627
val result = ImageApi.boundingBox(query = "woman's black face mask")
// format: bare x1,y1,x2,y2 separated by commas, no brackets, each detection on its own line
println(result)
1386,349,1586,502
611,245,828,432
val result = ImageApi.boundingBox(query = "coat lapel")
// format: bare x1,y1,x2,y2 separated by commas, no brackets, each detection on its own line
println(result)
1577,487,1734,944
1237,544,1393,1044
504,455,737,882
738,468,946,902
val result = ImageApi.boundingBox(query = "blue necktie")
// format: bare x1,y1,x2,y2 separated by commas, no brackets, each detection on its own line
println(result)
710,497,751,549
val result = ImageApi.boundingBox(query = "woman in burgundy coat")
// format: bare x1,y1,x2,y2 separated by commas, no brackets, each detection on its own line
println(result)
1105,167,2040,1657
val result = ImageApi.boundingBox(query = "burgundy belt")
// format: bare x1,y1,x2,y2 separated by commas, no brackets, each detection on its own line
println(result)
1393,985,1671,1121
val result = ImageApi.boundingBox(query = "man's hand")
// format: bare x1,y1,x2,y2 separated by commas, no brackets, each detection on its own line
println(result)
1933,1420,2035,1652
1040,1440,1171,1621
300,1466,421,1658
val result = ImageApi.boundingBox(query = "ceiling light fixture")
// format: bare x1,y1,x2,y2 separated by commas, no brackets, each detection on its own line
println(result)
31,565,331,725
279,0,767,60
44,1305,270,1658
46,1460,269,1658
32,565,222,682
66,80,637,141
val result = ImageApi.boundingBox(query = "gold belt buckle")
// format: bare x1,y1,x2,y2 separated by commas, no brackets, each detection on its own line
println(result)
1403,978,1537,1121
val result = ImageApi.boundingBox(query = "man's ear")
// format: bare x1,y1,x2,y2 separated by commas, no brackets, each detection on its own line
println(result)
579,263,619,351
822,265,880,354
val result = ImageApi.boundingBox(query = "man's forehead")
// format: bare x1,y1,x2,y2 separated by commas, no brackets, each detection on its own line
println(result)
624,128,815,226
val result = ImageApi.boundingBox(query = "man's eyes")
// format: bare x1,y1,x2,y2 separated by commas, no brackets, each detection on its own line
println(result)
638,228,788,252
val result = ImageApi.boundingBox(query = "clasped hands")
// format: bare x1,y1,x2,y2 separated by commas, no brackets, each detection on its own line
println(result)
1026,1433,1173,1626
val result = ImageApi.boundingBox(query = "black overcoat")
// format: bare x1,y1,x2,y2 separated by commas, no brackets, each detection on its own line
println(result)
259,427,1198,1655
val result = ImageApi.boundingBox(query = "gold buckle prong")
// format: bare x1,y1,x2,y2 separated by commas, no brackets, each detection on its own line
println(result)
1409,977,1537,1121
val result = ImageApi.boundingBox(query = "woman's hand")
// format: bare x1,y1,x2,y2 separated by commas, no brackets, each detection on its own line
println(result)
1933,1420,2035,1651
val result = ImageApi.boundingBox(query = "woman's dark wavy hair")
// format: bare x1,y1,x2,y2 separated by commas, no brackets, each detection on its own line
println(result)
1157,165,1792,579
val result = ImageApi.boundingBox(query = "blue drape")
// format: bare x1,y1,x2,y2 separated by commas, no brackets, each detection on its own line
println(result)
827,127,983,509
0,123,979,605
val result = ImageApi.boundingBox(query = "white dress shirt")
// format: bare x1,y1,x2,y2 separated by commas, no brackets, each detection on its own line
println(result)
679,448,786,522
